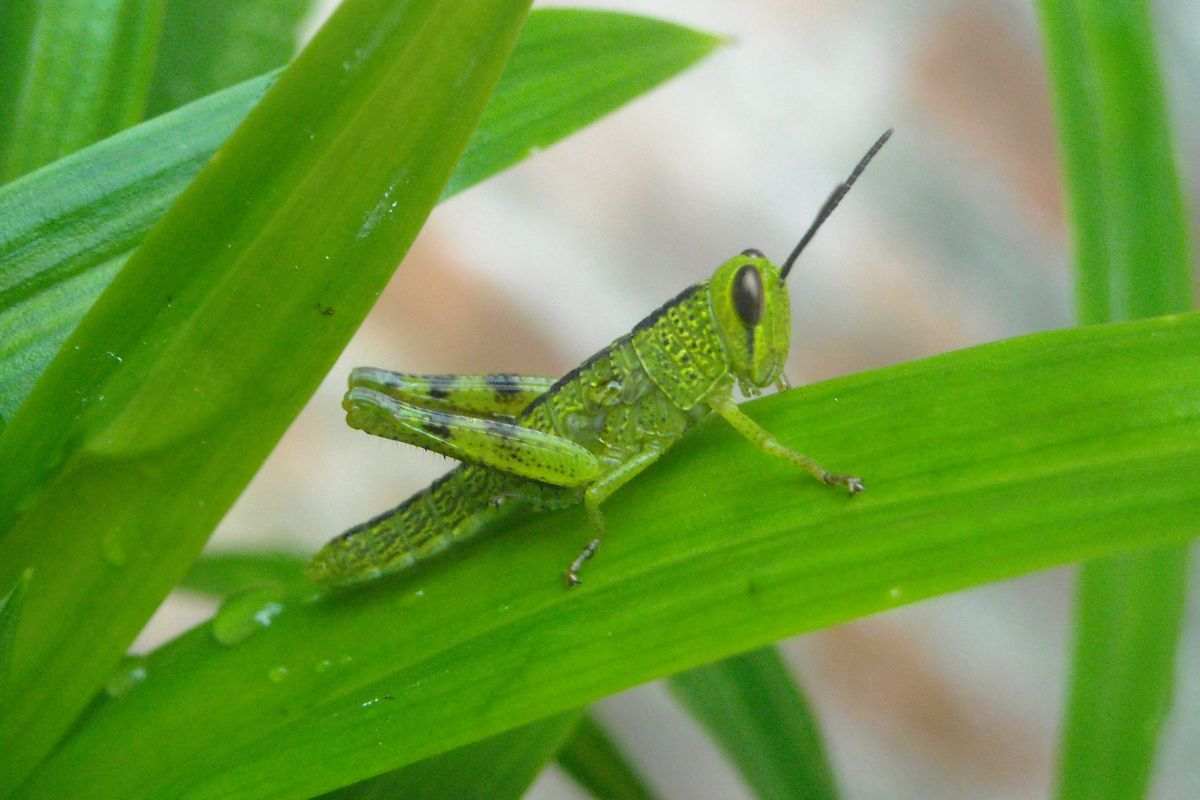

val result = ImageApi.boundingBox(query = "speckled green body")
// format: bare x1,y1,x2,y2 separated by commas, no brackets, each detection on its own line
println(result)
308,250,865,587
310,132,889,587
311,283,726,582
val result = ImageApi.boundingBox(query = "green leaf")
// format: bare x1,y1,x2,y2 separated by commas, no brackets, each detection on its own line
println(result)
319,713,579,800
0,0,166,181
0,8,722,423
1037,3,1194,798
1038,2,1191,325
557,714,657,800
0,73,276,422
670,647,838,800
181,551,309,596
24,313,1200,800
146,0,311,116
441,8,725,199
0,0,532,791
0,569,32,702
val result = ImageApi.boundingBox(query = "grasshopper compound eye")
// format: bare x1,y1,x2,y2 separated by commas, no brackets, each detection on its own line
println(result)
732,264,763,326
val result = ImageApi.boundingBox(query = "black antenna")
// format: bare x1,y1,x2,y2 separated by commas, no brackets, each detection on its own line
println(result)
780,128,892,280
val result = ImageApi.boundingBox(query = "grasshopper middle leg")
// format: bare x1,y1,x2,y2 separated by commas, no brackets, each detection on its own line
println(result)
566,446,667,587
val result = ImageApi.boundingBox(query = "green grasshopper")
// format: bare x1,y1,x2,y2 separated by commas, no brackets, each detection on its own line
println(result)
309,130,891,588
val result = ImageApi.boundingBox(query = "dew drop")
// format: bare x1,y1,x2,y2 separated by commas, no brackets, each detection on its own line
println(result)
105,656,147,698
268,665,289,683
211,587,285,646
315,659,333,673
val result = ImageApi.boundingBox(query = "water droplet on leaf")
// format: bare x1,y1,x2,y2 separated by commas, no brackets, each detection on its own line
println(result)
105,656,147,698
211,587,285,646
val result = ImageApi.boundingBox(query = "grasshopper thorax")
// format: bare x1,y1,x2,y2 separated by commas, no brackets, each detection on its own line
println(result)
707,249,790,395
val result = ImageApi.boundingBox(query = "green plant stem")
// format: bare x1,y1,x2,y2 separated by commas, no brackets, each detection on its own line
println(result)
1037,2,1193,799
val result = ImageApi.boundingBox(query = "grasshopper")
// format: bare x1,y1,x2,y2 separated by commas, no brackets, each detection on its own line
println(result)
309,130,891,588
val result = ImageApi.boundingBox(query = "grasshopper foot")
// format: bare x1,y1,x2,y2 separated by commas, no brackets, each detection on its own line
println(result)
565,538,601,588
823,473,865,495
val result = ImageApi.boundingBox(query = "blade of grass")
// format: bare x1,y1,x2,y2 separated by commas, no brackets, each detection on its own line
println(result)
145,0,310,116
22,313,1200,800
670,647,838,800
1037,3,1194,798
0,569,32,701
0,0,165,181
319,713,580,800
0,0,533,791
557,713,658,800
0,9,722,422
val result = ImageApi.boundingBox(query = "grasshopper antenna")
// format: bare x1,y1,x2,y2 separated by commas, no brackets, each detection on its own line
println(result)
780,128,893,280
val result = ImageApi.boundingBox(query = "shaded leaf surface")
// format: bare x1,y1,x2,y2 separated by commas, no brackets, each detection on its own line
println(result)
320,713,579,800
557,713,658,800
670,647,838,800
0,0,165,181
146,0,310,116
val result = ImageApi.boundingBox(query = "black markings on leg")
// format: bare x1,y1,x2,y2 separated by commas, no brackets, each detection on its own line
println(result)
421,411,454,440
425,375,456,400
483,418,517,439
487,374,524,402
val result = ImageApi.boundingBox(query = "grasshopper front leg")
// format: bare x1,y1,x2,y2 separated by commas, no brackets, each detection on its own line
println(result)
708,395,864,494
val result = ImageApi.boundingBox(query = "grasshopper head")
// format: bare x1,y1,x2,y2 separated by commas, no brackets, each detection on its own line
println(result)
708,250,790,394
710,129,893,396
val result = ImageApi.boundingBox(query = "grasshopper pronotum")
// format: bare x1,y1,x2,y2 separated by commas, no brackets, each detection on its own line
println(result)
309,130,891,588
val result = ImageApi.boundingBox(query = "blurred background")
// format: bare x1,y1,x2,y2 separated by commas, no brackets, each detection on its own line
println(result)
135,1,1200,797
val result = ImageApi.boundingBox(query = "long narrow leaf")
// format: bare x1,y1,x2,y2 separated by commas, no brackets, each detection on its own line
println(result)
320,713,579,800
670,647,838,800
22,313,1200,800
0,0,165,181
1037,3,1194,798
0,9,722,421
0,0,532,791
557,714,658,800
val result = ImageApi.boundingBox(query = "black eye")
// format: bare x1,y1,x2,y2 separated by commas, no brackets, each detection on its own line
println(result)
732,264,762,326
